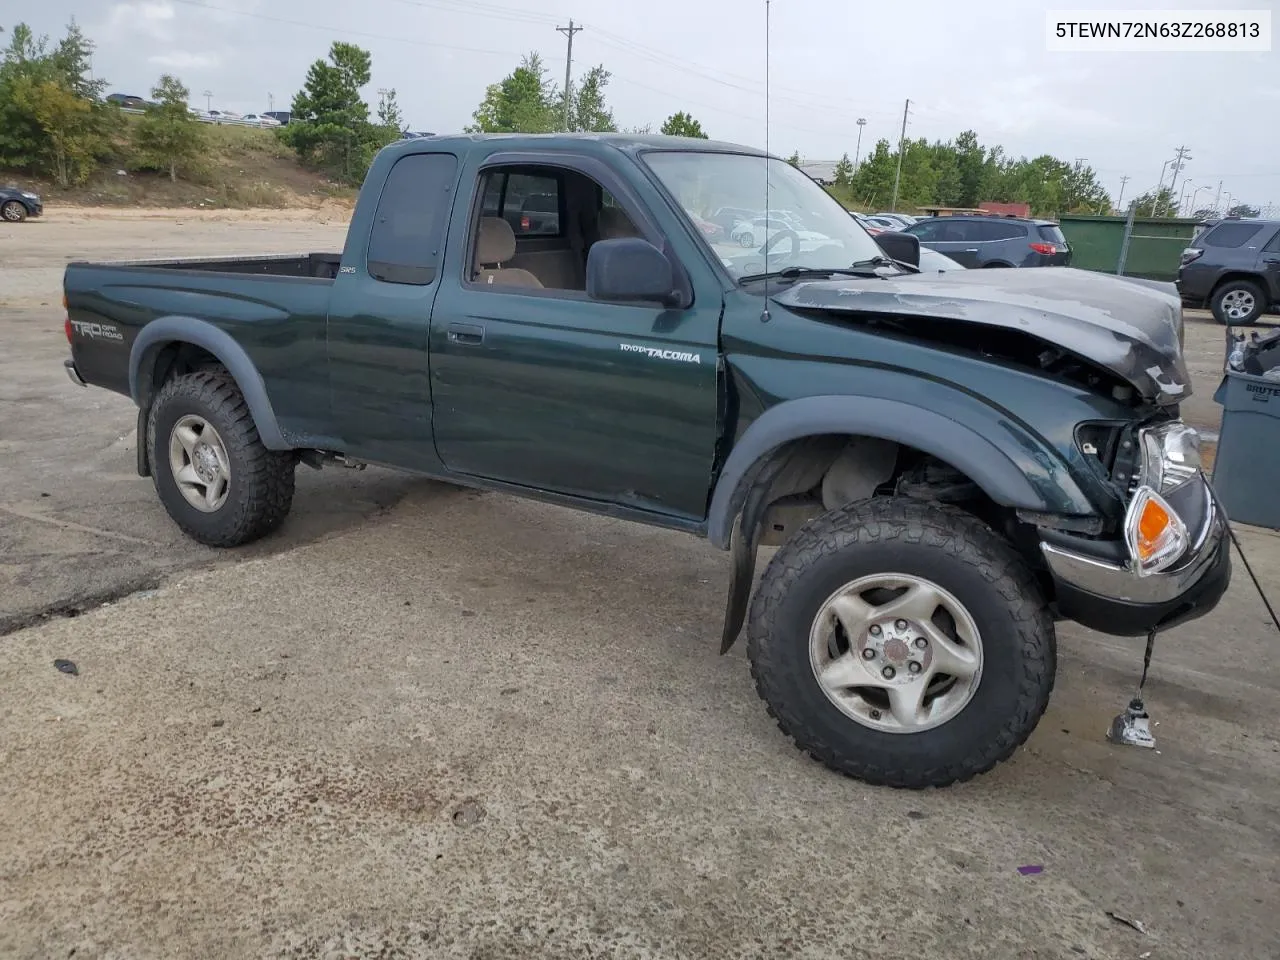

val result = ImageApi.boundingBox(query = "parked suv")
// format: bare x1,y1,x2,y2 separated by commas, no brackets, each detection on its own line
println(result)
903,215,1071,268
1177,218,1280,325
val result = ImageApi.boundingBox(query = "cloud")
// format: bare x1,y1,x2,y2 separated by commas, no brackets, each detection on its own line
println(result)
105,1,177,42
148,50,221,70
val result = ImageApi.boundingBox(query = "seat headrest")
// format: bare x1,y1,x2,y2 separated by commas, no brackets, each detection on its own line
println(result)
476,216,516,265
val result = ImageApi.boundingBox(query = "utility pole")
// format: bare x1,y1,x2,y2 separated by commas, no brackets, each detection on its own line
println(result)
854,118,867,167
1116,175,1130,212
1213,179,1223,214
1069,157,1087,210
268,92,274,113
203,89,212,112
556,19,583,132
1164,145,1192,216
890,98,910,212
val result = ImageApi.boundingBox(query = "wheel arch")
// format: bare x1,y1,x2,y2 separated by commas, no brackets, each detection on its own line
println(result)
707,395,1067,551
1210,271,1268,301
130,316,289,452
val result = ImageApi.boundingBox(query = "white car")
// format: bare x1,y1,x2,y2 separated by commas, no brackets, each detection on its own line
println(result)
241,114,281,127
730,216,832,250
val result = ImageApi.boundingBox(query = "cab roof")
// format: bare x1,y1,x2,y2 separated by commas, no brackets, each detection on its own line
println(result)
380,132,770,160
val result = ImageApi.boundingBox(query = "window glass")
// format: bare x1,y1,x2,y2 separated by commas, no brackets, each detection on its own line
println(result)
1037,224,1067,244
906,220,940,241
504,173,561,236
367,153,458,285
978,221,1028,241
1204,222,1264,248
1263,228,1280,253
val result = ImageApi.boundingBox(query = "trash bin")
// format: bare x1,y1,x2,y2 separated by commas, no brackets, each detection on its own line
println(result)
1212,369,1280,530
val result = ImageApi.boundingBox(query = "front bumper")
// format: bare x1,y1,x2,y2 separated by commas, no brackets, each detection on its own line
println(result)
1040,474,1230,636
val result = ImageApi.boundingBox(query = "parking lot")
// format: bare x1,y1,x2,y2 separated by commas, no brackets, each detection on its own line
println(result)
2,210,1279,959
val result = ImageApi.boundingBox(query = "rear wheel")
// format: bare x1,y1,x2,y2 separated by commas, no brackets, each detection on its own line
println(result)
148,370,295,547
746,497,1055,789
1211,278,1267,325
1,200,27,223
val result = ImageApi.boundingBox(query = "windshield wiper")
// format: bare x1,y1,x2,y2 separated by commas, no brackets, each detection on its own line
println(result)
850,255,920,274
738,265,881,283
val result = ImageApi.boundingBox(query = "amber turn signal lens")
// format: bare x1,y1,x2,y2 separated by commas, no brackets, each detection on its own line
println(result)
1135,497,1171,561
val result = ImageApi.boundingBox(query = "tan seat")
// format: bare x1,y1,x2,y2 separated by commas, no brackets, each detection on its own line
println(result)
473,217,544,289
597,206,640,241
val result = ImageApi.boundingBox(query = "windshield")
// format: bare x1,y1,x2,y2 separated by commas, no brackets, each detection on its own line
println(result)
642,151,884,280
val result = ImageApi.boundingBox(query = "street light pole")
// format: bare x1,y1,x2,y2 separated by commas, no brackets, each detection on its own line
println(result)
1190,184,1210,215
854,118,866,167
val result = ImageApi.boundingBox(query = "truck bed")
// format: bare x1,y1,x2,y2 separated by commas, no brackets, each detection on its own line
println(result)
71,252,344,280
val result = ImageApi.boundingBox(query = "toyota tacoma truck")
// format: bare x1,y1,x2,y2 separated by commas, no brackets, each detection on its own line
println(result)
63,134,1229,789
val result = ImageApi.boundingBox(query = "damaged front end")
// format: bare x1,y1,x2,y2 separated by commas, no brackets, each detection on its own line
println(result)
771,266,1191,407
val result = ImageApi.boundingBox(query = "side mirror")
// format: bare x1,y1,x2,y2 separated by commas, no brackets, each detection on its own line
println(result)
874,230,921,267
587,238,677,305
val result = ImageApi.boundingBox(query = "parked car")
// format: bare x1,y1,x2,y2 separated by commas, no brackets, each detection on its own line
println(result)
0,185,43,222
710,206,759,233
730,216,832,250
263,111,292,126
864,215,907,232
873,212,918,229
241,114,281,127
849,211,883,235
1177,218,1280,325
62,134,1225,791
106,92,150,109
916,245,964,271
904,215,1072,268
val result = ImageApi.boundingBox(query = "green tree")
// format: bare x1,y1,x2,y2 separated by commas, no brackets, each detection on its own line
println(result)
1133,186,1177,217
785,151,801,167
1228,202,1260,218
376,87,403,132
0,19,110,182
133,74,202,181
571,64,615,132
281,41,382,183
847,139,897,207
660,111,707,138
833,153,854,188
466,52,558,133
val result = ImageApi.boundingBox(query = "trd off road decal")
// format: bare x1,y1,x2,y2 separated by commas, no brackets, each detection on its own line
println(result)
70,319,124,341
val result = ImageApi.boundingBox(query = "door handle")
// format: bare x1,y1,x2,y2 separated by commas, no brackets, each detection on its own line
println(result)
447,322,485,345
963,248,978,253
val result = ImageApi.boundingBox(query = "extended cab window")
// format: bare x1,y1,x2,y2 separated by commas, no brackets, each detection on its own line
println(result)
367,153,458,285
1203,222,1264,248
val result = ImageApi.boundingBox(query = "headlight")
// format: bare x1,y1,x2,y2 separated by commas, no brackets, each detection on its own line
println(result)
21,192,38,200
1138,421,1201,494
1124,485,1189,576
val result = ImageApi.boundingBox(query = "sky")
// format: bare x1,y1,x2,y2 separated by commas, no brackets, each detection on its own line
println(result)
7,0,1278,212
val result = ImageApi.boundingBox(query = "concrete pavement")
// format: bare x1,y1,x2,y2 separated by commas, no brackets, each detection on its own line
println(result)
2,211,1279,959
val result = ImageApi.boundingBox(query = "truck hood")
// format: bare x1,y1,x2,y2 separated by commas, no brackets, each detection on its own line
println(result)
772,266,1189,404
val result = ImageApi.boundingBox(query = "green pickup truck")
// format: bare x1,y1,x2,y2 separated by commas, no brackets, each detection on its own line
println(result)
63,133,1229,789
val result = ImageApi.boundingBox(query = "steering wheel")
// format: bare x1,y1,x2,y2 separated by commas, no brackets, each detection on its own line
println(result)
759,226,800,264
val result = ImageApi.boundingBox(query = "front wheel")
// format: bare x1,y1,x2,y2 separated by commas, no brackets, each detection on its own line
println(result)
148,370,296,547
746,497,1056,789
1,200,28,223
